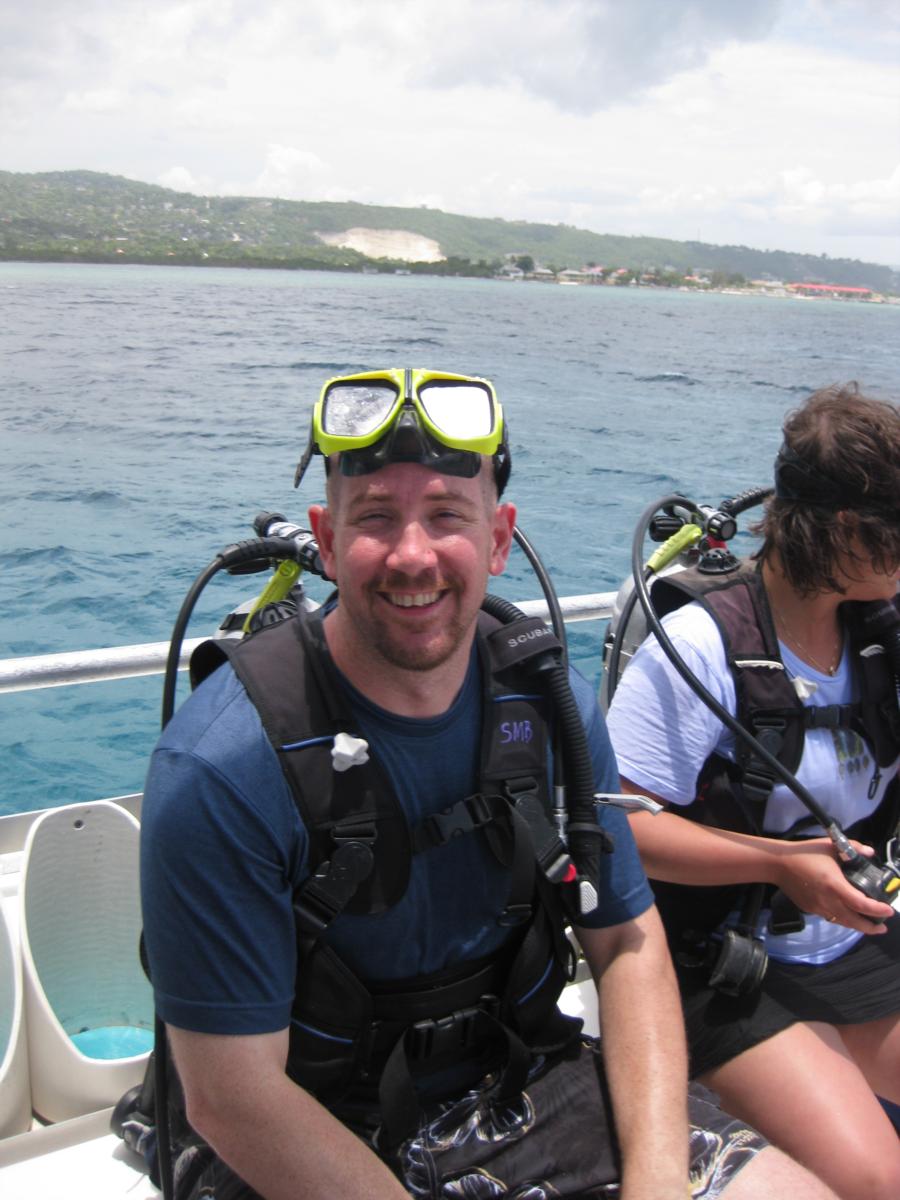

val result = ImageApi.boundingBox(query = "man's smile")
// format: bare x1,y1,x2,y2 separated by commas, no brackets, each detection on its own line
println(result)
380,588,446,609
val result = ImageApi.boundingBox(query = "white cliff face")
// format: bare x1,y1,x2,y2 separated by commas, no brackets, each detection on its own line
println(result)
315,227,445,262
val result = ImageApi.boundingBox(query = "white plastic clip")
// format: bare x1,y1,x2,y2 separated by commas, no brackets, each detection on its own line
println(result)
791,676,819,701
578,879,598,915
331,732,370,772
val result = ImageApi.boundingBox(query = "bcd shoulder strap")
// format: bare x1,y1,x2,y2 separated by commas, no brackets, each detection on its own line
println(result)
198,612,411,916
841,599,900,769
652,560,805,808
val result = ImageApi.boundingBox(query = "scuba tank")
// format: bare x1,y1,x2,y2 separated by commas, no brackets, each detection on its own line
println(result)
600,487,766,712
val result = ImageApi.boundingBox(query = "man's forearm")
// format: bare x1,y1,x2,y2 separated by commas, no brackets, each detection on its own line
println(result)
169,1027,408,1200
579,909,690,1200
197,1075,406,1200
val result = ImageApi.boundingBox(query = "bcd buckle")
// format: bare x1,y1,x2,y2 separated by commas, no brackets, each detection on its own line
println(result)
414,793,498,852
292,838,375,935
407,997,499,1061
508,778,572,884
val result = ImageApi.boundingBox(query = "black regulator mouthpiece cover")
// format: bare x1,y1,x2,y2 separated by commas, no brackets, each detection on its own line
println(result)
707,929,769,997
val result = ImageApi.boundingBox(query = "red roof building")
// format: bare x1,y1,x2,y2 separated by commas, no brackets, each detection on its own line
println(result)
787,282,872,297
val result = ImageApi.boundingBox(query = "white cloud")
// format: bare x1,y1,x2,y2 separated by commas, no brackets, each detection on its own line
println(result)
247,145,329,200
0,0,782,116
1,0,898,264
156,166,213,194
403,0,783,114
775,164,900,230
62,88,123,113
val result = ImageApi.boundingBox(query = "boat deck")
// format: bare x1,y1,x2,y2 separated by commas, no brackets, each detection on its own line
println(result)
0,1108,156,1200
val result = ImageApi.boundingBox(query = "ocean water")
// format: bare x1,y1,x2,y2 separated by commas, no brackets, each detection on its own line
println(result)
1,261,898,815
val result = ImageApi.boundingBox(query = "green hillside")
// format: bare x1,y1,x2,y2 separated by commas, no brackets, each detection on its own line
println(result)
1,169,896,293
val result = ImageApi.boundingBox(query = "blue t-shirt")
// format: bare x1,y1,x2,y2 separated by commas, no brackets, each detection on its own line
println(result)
141,647,653,1035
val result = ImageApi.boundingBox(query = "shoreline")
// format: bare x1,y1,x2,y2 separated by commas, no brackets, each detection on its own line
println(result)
2,254,897,304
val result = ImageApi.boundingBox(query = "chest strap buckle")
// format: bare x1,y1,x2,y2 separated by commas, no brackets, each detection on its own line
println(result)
293,839,375,935
407,997,500,1062
411,793,504,853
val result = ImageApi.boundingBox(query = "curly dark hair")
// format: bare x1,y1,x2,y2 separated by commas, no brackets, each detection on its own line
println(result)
753,383,900,595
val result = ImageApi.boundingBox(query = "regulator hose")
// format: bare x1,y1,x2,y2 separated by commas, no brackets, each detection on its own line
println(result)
720,485,773,517
605,487,772,706
481,590,604,915
480,591,592,803
513,526,568,670
629,493,844,831
161,536,309,727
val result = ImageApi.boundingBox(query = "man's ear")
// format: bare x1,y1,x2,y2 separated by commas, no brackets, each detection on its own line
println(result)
489,502,517,577
309,504,337,580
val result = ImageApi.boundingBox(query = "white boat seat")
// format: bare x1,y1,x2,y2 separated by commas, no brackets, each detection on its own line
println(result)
0,902,31,1138
19,801,153,1123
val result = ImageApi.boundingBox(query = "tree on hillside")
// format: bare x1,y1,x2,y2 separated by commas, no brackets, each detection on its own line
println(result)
710,269,747,288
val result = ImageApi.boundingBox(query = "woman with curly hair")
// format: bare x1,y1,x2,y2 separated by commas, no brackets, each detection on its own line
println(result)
608,385,900,1200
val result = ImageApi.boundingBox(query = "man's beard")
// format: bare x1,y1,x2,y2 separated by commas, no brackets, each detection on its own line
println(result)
369,607,473,673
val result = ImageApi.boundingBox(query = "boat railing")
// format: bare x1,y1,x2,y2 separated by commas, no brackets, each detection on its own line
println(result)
0,593,616,852
0,592,616,695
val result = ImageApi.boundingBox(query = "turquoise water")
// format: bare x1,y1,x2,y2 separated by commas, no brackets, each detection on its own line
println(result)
1,262,898,814
70,1024,154,1060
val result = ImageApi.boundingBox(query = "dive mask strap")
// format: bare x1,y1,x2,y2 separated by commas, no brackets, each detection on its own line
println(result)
293,416,319,489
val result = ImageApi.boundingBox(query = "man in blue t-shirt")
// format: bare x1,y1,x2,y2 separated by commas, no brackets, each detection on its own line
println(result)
141,369,834,1200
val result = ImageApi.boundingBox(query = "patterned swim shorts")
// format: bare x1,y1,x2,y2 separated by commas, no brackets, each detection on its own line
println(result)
395,1037,766,1199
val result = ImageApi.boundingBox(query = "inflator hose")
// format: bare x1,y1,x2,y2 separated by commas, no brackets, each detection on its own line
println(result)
480,592,596,825
512,526,568,670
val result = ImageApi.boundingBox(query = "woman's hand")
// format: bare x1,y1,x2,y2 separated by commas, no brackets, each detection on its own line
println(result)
772,837,894,933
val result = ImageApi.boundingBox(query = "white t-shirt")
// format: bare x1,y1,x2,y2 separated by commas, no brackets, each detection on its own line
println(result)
607,602,897,964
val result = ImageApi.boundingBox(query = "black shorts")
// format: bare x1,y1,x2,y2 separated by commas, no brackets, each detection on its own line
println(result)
395,1037,766,1198
180,1037,767,1200
679,916,900,1078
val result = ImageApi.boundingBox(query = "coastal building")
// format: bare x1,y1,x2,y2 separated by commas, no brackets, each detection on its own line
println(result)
787,282,873,300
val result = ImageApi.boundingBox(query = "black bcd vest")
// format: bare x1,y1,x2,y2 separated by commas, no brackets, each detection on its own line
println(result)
192,605,585,1142
644,559,900,946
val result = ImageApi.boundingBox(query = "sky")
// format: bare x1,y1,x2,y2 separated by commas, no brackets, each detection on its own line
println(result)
2,0,899,266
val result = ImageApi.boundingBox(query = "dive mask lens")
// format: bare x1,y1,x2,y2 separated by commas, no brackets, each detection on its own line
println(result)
321,382,399,439
418,381,496,440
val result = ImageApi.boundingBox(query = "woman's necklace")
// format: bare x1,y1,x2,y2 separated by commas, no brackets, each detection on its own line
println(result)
776,612,843,676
